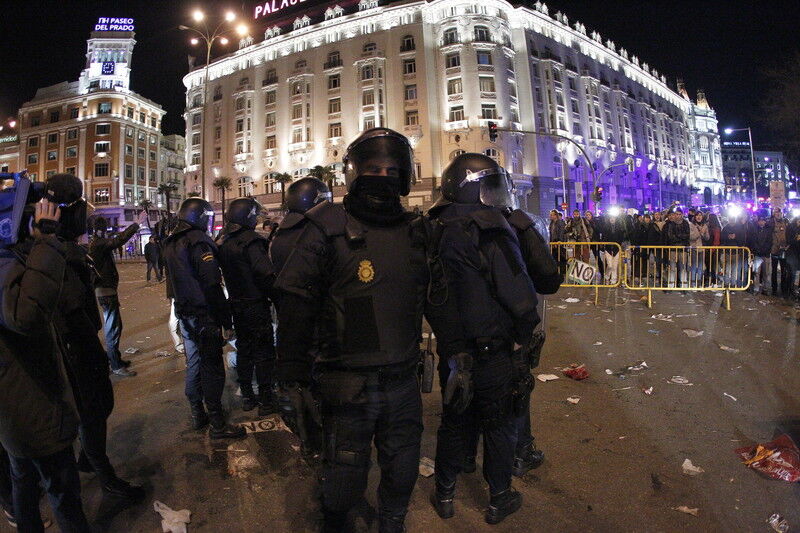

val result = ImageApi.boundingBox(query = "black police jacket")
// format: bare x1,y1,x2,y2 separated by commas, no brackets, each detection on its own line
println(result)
430,203,539,347
269,212,307,276
506,209,561,295
273,202,462,383
163,227,232,329
217,228,274,302
88,223,139,291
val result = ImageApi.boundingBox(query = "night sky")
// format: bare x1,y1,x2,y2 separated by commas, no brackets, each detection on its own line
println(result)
1,0,797,146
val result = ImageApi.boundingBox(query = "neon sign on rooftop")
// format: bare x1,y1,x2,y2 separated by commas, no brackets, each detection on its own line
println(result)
254,0,308,19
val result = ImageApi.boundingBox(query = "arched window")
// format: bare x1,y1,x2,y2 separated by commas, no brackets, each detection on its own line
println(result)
449,149,465,160
443,28,459,45
363,42,377,53
238,176,253,197
361,64,374,80
401,35,415,51
474,25,491,42
235,97,245,111
699,136,709,150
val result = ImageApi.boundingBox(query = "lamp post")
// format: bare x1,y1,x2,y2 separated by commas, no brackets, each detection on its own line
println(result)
724,127,758,206
180,10,247,200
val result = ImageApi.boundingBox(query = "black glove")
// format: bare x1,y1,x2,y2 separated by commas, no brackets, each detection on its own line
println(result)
526,329,546,369
277,381,323,461
443,352,473,414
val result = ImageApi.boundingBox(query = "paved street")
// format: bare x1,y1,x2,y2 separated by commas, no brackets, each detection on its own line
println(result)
5,262,798,533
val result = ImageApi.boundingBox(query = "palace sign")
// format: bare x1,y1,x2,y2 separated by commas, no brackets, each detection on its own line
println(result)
254,0,308,19
94,18,135,31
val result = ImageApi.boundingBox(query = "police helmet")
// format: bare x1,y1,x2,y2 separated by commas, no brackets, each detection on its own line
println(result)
439,152,516,208
177,197,215,232
45,173,88,239
224,197,263,233
343,128,414,196
286,177,331,214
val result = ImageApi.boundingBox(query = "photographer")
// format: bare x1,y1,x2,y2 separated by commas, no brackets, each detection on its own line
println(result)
0,188,91,532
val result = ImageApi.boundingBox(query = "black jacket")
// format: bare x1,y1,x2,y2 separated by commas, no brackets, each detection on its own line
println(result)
163,226,232,329
788,221,800,255
506,209,561,295
88,224,139,291
721,222,748,247
0,236,80,458
144,241,161,263
269,212,307,277
748,225,773,257
663,219,690,246
217,228,274,301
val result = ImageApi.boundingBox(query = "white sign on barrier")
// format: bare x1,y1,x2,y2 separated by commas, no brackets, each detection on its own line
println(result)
567,259,597,285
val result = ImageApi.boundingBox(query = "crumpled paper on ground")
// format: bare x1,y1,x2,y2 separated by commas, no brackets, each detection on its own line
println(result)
734,434,800,483
563,363,589,380
154,500,191,533
681,458,705,476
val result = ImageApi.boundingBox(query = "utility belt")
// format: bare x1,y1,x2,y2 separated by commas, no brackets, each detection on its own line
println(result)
473,337,512,360
314,359,418,408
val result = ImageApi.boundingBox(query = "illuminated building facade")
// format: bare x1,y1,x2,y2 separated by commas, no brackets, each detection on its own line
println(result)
183,0,726,214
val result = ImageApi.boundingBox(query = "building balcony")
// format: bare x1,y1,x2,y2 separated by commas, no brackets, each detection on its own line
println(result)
479,91,497,99
404,99,418,107
323,59,343,70
445,66,461,76
444,120,469,131
447,94,463,102
288,141,314,153
477,65,495,73
232,83,254,95
262,78,278,87
328,111,342,120
234,152,253,162
403,73,417,81
263,148,278,158
360,49,385,59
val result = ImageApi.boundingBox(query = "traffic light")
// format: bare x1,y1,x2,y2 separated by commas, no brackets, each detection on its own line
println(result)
591,186,604,203
488,121,498,142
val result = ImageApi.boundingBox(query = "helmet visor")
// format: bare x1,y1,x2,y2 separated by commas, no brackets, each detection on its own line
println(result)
459,167,516,208
315,190,333,204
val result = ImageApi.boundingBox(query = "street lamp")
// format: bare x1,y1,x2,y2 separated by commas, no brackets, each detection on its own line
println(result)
724,126,758,206
180,10,247,200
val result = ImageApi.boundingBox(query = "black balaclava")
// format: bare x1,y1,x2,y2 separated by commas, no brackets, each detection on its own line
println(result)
344,175,406,226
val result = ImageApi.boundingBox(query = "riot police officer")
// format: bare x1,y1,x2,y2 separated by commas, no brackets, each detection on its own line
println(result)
45,174,145,504
427,153,539,524
162,198,245,439
274,129,459,533
217,197,276,415
268,176,331,274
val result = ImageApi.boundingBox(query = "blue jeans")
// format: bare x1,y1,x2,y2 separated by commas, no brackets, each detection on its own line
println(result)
178,315,225,414
8,446,91,533
97,294,123,370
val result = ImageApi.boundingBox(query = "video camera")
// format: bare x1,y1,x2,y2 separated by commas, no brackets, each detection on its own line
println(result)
0,172,46,249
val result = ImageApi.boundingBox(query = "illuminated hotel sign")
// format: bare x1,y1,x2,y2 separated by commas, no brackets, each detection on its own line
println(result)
254,0,308,19
94,18,135,31
0,135,18,144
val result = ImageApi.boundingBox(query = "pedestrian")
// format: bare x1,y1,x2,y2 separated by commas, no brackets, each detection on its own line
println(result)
649,211,667,284
427,153,538,525
89,212,147,377
786,215,800,298
598,209,628,285
769,208,790,297
663,208,690,288
704,213,722,285
217,197,277,416
688,212,709,286
749,214,773,294
162,198,246,440
565,209,591,262
584,210,605,280
273,128,457,533
0,196,92,532
722,213,750,287
144,236,162,282
632,213,653,280
549,209,567,277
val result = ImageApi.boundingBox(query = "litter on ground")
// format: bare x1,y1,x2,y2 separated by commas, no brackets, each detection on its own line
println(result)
563,364,590,380
537,374,560,382
672,506,699,517
734,434,800,483
681,458,705,476
566,396,581,404
418,457,435,477
668,376,693,386
153,500,191,533
682,329,704,338
719,344,740,353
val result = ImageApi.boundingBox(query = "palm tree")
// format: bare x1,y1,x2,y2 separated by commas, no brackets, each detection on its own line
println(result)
272,172,293,210
157,181,179,216
309,165,337,201
213,177,233,221
139,199,153,229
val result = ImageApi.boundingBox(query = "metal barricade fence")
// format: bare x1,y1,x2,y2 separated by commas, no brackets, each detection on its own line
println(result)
549,241,623,305
623,246,752,310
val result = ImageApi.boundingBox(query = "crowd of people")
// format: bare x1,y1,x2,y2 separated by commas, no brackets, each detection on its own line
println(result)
0,128,563,533
548,204,800,298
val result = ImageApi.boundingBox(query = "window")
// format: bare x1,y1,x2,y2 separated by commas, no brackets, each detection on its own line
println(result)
191,153,200,165
137,147,145,159
447,78,462,95
363,42,377,53
484,148,499,161
265,90,276,105
363,116,375,130
149,169,156,182
361,65,374,80
46,170,56,179
446,53,461,68
402,59,416,75
295,59,307,69
474,25,490,42
94,141,110,153
93,188,109,203
49,111,59,123
405,110,419,126
481,104,498,119
150,117,157,128
328,123,342,138
235,97,245,111
149,151,156,161
125,164,133,179
476,51,493,65
443,28,459,45
292,104,303,120
66,146,77,158
70,108,79,119
97,102,112,114
191,114,201,126
67,128,78,140
328,74,341,90
126,127,133,137
405,85,417,100
328,98,341,114
362,91,375,106
125,144,133,156
265,135,277,149
265,112,276,127
214,147,221,160
94,163,109,177
139,112,146,122
479,76,496,93
401,35,415,51
27,153,38,164
30,116,40,127
96,123,111,135
127,107,134,118
28,137,38,147
236,119,244,133
137,167,145,181
46,133,57,144
264,69,277,84
292,128,303,144
449,106,464,121
326,51,341,68
192,132,200,146
47,150,57,161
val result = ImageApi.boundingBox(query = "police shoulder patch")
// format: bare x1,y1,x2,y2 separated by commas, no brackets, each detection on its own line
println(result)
357,260,375,283
201,252,214,262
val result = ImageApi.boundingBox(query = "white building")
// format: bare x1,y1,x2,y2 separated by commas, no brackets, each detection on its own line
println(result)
182,0,726,215
159,134,187,213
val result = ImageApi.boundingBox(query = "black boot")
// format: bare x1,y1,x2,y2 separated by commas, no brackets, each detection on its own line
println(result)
190,402,209,430
77,450,94,473
101,476,146,503
258,389,277,417
241,383,257,412
208,412,246,440
512,442,545,477
430,480,455,519
462,455,477,474
485,488,521,525
378,515,406,533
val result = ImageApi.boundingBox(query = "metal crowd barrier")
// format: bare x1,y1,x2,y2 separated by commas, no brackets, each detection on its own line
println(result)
623,246,752,310
549,242,623,305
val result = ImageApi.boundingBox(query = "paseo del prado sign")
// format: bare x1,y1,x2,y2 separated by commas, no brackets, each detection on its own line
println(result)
254,0,309,19
94,18,135,32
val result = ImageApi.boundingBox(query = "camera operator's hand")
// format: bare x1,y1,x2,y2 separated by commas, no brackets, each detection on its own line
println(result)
33,199,61,238
137,210,149,227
